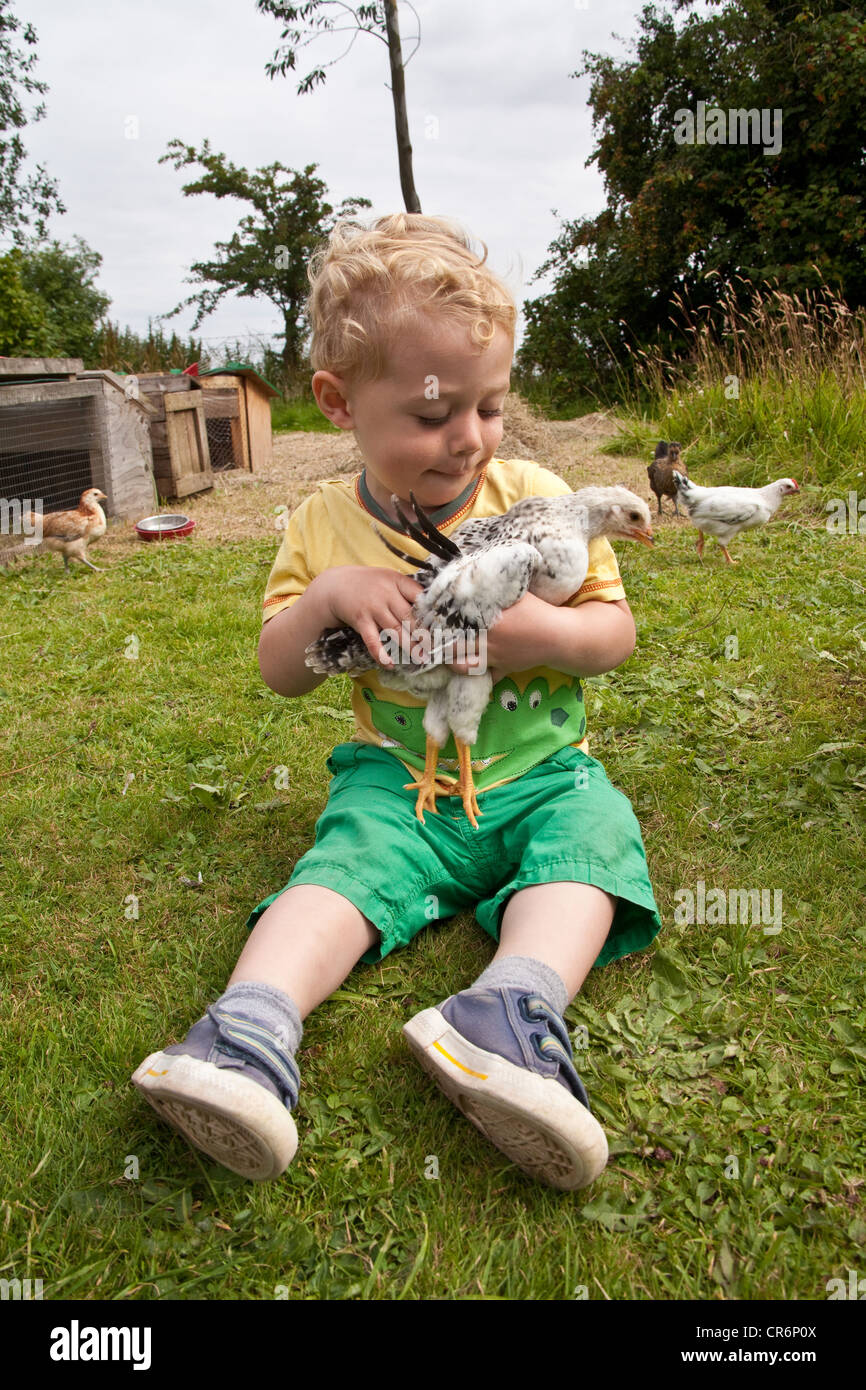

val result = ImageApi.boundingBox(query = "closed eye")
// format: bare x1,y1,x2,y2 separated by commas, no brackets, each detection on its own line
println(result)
417,410,503,427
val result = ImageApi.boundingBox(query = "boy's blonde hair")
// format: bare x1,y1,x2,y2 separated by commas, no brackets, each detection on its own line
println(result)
305,213,517,385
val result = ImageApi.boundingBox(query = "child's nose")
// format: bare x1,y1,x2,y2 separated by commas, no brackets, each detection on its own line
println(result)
449,413,483,456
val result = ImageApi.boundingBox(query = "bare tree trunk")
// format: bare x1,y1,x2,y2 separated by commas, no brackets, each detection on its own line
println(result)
385,1,421,213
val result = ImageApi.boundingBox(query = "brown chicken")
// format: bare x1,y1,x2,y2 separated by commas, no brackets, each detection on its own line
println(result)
647,441,687,516
26,487,108,572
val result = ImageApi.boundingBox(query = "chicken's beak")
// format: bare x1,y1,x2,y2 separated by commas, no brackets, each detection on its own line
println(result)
625,525,654,547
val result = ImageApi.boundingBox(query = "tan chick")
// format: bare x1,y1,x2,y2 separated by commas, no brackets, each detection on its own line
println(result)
26,487,108,572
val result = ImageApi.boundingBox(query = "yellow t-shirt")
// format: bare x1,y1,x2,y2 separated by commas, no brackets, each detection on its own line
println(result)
262,458,626,794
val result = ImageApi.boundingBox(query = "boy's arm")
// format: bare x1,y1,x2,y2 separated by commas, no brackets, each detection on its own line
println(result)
259,566,423,698
258,575,338,698
452,594,636,681
533,595,636,676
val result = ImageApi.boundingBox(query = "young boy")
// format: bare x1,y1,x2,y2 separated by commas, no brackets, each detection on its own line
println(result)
133,213,661,1191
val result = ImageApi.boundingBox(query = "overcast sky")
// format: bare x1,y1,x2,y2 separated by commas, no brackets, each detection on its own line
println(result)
17,0,664,358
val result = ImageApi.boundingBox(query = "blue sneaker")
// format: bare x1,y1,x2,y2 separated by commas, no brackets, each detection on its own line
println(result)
403,986,608,1189
132,1005,299,1181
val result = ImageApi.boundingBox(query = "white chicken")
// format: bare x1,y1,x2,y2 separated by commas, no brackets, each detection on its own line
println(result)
672,472,799,564
305,485,653,826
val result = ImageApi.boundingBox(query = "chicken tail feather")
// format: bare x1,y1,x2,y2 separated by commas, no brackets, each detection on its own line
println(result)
404,492,462,560
372,524,436,571
387,495,454,560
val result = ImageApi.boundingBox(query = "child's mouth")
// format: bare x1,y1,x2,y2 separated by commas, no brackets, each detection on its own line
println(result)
430,464,477,479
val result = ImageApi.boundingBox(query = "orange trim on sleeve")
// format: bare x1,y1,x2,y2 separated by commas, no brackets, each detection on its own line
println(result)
263,592,301,611
573,576,626,600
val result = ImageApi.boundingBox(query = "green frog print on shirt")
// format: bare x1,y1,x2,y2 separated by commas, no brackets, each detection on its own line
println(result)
359,673,587,791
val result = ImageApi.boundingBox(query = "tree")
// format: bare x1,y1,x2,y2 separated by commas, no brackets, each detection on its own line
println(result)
257,1,422,212
0,238,109,358
0,0,64,243
0,249,48,354
517,0,866,404
158,145,371,380
18,236,110,358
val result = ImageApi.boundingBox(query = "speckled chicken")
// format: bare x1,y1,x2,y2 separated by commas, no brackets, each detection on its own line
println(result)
647,441,687,515
25,487,108,572
306,485,653,826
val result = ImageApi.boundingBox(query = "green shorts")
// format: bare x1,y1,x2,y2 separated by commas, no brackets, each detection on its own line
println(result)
246,742,661,967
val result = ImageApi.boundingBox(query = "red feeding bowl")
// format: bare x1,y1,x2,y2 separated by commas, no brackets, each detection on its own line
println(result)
135,513,196,542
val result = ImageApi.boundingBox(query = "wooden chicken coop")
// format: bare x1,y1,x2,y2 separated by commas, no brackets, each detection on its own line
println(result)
0,357,157,563
197,364,279,474
135,364,277,499
135,373,213,501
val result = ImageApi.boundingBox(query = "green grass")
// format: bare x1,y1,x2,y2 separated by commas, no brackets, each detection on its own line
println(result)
0,514,864,1300
605,276,866,493
606,374,866,495
511,372,602,421
270,397,340,434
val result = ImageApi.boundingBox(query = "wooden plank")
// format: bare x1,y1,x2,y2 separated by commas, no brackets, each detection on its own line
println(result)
171,472,213,499
141,398,166,424
202,391,239,419
0,379,102,408
164,393,194,412
161,393,212,496
137,373,195,391
198,373,241,390
193,401,213,478
244,380,274,472
78,370,159,417
229,416,244,465
237,387,250,468
171,410,195,479
0,356,84,378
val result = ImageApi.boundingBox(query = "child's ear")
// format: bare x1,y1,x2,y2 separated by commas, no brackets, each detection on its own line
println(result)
312,371,354,429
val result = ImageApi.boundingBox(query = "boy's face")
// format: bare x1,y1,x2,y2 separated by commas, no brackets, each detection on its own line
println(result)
313,314,513,521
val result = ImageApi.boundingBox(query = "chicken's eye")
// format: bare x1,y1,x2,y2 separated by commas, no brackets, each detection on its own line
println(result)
499,691,519,712
529,690,541,708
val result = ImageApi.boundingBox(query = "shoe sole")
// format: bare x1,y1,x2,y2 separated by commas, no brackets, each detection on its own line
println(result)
132,1051,298,1181
403,1008,608,1190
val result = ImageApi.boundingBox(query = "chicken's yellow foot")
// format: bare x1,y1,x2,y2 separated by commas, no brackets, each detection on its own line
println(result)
403,735,453,823
456,737,482,829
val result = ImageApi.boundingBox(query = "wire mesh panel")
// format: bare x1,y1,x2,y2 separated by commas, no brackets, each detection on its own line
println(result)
0,389,108,514
205,419,235,470
202,388,242,470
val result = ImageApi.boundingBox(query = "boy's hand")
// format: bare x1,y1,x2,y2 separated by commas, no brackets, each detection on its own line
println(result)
320,566,424,667
445,594,636,684
447,592,553,683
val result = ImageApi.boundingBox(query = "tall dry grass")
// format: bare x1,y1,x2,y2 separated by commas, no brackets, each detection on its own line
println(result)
615,274,866,494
